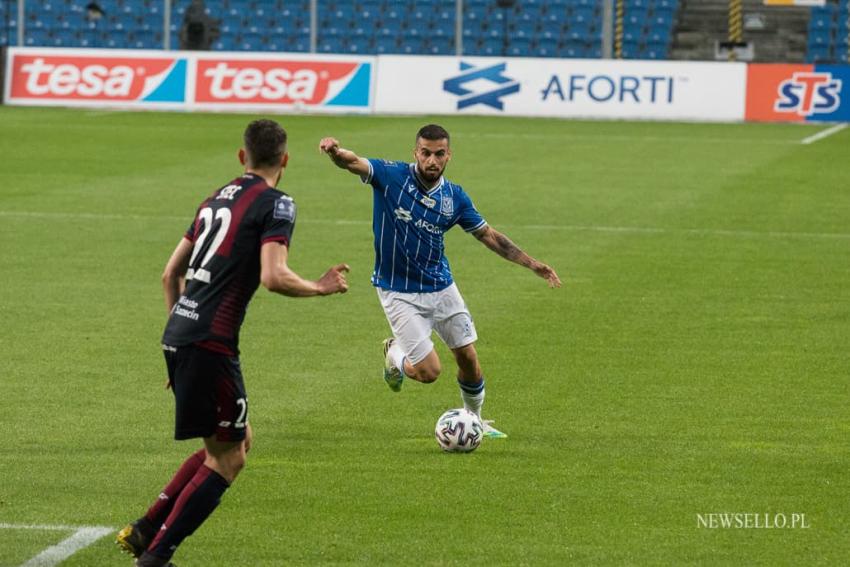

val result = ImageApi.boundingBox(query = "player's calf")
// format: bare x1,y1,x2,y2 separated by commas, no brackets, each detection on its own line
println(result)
406,351,442,383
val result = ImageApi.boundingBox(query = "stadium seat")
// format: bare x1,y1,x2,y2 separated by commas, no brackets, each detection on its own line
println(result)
806,43,832,63
810,13,835,31
808,27,832,47
508,35,532,56
346,37,372,53
376,35,399,54
534,37,558,57
516,4,542,20
400,37,425,54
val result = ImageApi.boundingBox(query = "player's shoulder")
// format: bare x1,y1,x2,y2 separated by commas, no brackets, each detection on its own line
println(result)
444,178,468,197
260,186,293,201
371,158,409,173
262,188,297,223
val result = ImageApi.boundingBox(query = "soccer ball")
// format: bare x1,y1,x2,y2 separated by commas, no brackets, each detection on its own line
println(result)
435,408,483,453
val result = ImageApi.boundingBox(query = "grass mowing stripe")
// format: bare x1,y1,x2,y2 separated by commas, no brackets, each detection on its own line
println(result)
2,210,849,240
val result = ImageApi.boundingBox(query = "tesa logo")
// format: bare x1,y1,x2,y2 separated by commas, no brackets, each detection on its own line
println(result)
10,55,176,99
194,59,359,105
774,72,842,117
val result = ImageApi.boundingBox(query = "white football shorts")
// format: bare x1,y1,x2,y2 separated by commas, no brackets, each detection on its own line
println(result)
377,283,478,365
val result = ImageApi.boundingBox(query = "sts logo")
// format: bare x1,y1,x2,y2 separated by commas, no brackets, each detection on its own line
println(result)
774,71,842,117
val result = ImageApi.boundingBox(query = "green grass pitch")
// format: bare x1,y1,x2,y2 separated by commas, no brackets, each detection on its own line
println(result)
0,107,848,565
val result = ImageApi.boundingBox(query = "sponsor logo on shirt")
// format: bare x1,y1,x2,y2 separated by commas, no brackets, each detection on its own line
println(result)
421,196,436,208
216,184,242,200
415,218,443,235
394,207,412,222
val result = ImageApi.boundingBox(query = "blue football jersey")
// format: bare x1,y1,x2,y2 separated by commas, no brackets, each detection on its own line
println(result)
364,159,487,293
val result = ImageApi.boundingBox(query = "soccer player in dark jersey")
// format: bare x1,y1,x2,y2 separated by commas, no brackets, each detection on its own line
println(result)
319,124,560,440
116,119,349,567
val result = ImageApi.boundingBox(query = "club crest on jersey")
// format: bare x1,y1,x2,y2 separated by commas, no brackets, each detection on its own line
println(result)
274,197,295,221
421,196,436,208
440,196,454,217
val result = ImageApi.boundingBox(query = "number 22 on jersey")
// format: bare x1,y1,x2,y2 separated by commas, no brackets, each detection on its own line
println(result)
186,207,232,284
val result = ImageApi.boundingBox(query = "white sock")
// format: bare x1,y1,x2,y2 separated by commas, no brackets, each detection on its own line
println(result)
458,379,485,417
388,343,406,376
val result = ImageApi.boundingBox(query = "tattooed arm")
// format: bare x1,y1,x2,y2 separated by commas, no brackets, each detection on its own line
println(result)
472,225,562,288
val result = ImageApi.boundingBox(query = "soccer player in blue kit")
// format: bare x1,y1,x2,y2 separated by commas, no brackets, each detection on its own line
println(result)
320,124,561,439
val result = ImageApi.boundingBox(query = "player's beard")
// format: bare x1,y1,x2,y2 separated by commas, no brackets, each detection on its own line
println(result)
417,163,445,184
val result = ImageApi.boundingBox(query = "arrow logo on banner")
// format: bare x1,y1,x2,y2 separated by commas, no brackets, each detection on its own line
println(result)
443,62,520,110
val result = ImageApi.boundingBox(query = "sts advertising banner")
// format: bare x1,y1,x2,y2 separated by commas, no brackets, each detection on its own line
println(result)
745,63,850,122
3,47,374,113
374,56,747,122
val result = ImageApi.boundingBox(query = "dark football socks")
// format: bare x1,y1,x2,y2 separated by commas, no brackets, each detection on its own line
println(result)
458,377,486,417
143,448,206,529
146,464,230,560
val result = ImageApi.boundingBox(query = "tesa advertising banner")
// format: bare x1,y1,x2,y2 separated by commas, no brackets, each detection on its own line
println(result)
374,55,747,122
191,52,374,111
745,63,850,122
4,48,187,108
3,47,375,113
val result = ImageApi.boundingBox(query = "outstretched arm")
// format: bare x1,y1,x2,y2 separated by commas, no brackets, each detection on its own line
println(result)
260,242,349,297
472,226,562,288
319,137,370,177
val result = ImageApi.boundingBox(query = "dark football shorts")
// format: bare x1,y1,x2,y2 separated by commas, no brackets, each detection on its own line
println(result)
163,343,248,442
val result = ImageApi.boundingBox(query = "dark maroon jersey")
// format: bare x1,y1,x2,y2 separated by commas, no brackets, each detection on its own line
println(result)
162,173,295,354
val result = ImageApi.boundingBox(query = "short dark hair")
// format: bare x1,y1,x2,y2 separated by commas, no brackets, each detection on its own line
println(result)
243,119,287,168
416,124,450,145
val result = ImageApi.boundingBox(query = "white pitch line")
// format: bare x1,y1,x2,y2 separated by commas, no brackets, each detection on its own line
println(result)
0,524,113,567
1,210,849,240
801,123,848,145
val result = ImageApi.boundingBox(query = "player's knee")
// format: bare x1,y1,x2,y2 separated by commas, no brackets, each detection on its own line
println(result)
219,452,246,483
414,362,441,383
205,444,247,483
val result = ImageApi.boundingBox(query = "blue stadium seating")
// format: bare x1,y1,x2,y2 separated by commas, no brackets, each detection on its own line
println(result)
9,0,686,59
617,0,679,60
807,0,850,64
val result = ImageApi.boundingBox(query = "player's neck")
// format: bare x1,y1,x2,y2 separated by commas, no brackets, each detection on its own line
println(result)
244,168,280,188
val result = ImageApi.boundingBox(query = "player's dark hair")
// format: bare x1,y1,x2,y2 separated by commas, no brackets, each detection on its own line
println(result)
416,124,450,145
243,119,287,169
